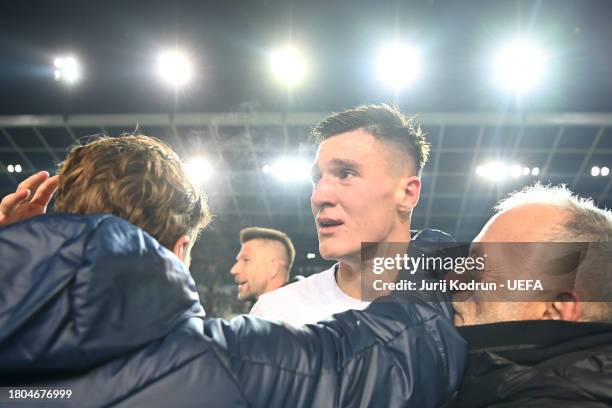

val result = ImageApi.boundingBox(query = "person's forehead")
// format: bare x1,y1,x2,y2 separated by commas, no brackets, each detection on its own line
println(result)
477,204,569,242
315,129,389,164
242,239,276,255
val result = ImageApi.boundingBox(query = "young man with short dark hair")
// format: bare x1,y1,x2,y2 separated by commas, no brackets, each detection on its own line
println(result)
251,104,442,326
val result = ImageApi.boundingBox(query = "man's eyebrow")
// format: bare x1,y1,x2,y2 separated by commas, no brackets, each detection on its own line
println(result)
329,158,361,169
311,158,362,179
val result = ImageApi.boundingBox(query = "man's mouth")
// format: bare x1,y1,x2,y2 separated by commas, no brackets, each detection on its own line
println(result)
317,218,344,234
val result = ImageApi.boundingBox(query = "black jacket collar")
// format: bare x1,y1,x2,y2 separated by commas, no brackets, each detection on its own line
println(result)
458,320,612,365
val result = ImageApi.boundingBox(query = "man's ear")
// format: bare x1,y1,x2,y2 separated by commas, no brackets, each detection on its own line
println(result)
397,176,421,214
268,258,281,279
172,235,191,265
542,292,582,321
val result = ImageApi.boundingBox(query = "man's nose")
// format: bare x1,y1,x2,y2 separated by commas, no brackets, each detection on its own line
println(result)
311,176,337,211
230,264,239,276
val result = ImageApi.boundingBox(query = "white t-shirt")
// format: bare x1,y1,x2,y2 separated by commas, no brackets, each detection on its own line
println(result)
250,264,370,326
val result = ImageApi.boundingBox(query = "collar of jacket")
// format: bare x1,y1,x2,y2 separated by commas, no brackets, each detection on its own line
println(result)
458,320,612,365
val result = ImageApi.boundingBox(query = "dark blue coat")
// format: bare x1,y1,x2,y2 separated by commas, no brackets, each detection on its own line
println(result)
0,215,466,407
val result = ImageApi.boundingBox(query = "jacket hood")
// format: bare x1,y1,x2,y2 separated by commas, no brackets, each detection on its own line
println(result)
0,214,204,373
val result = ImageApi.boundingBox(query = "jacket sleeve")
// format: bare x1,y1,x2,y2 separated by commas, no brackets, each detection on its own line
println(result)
204,297,466,407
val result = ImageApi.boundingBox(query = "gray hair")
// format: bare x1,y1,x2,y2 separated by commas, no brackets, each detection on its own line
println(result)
497,183,612,321
496,183,612,242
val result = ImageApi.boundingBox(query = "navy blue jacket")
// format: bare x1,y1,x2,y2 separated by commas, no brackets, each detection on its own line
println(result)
0,215,466,407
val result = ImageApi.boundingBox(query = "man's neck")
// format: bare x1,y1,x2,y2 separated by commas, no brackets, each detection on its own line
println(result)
336,262,363,300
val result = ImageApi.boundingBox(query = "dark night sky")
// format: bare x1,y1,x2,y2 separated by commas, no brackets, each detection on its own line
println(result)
1,0,612,114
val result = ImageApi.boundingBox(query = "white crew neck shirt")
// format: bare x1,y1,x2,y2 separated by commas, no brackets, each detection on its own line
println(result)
250,264,370,327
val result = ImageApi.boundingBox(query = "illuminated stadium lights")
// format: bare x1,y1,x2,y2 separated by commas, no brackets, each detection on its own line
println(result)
492,41,547,93
375,43,421,90
5,164,22,173
263,158,311,182
53,56,80,84
591,166,610,177
157,50,193,88
306,252,316,260
269,46,307,87
476,162,540,181
184,158,213,184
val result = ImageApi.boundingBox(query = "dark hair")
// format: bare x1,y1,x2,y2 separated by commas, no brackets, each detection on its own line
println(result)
312,104,430,175
240,227,296,276
55,135,211,250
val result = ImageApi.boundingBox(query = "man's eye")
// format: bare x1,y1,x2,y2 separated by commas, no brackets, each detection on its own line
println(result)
339,169,356,179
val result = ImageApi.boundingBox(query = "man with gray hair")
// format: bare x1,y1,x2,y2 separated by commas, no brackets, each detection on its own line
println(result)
452,184,612,407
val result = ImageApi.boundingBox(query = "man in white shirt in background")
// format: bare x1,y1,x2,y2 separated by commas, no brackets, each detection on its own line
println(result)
251,104,436,326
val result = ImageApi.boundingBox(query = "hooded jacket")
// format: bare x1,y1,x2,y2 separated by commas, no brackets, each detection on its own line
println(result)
0,214,466,407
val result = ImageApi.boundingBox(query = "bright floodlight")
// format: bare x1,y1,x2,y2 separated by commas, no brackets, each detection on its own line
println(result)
157,50,193,87
14,164,22,173
492,41,547,93
6,164,14,173
475,162,539,181
263,158,311,182
475,162,508,181
54,56,80,84
375,43,421,90
184,158,213,184
602,167,610,177
591,166,601,177
270,46,307,87
510,165,522,178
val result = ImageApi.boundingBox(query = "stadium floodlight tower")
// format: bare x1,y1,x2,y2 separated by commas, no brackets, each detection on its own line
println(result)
269,45,308,88
375,42,421,91
492,40,548,94
157,50,193,88
54,56,81,85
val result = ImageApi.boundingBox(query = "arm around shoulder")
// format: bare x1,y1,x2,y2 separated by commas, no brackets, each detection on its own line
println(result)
204,296,466,407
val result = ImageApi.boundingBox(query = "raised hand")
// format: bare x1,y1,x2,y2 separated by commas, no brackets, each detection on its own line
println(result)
0,171,60,226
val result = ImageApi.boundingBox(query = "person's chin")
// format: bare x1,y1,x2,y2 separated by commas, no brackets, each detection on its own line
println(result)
318,242,343,260
238,287,251,301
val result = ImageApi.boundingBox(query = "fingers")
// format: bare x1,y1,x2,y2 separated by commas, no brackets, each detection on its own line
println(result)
0,189,31,224
17,171,50,195
0,172,59,227
29,175,60,208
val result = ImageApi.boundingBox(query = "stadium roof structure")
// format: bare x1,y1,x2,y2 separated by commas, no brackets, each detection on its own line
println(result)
1,111,611,279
